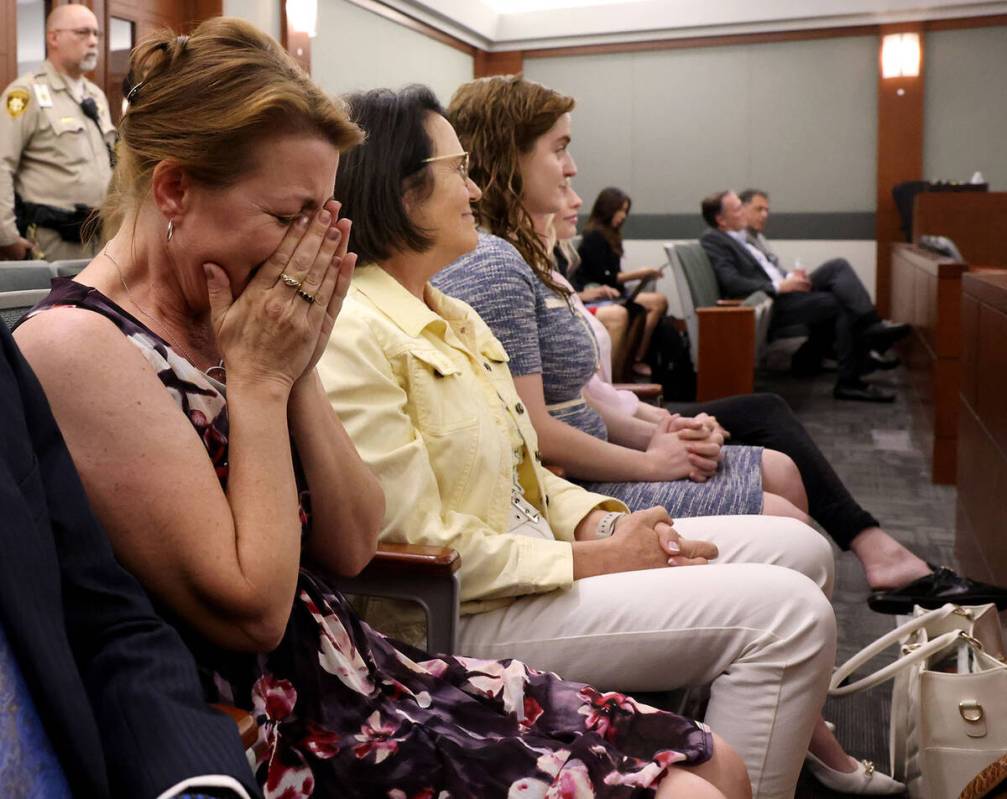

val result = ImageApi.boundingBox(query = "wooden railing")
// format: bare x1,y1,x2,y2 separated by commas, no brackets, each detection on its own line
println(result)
955,271,1007,584
890,244,1006,484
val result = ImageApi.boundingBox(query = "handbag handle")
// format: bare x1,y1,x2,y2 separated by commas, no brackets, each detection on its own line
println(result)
829,603,971,697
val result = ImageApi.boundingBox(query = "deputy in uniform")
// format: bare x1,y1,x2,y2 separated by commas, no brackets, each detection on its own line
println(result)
0,4,115,262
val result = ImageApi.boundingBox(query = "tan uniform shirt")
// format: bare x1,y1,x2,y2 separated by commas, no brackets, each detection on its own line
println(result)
0,60,115,246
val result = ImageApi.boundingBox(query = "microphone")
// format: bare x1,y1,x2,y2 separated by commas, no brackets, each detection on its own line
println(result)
79,97,116,167
80,96,100,124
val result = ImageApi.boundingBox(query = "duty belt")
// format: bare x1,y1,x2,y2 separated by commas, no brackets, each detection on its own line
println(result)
15,195,96,244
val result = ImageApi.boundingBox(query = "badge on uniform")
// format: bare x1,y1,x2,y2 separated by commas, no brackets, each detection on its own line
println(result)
33,83,53,108
5,88,29,118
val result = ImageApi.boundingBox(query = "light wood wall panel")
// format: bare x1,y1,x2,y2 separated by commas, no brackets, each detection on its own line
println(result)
1,0,17,90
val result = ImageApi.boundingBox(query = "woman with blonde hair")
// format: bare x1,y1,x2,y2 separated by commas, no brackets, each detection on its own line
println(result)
13,21,756,798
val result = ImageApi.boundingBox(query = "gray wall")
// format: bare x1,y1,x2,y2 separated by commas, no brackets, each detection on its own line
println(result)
312,0,473,107
223,0,281,40
525,34,878,233
924,26,1007,190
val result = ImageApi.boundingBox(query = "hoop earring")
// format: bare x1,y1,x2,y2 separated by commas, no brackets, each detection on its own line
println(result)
166,219,174,242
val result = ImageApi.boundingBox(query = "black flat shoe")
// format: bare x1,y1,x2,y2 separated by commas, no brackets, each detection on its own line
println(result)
868,566,1007,614
833,380,895,403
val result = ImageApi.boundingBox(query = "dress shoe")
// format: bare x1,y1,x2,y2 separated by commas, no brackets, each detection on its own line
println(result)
805,753,906,795
862,320,911,352
860,350,902,375
833,379,895,403
868,565,1007,614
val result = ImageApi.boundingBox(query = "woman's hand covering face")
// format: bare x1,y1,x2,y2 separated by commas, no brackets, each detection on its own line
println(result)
203,199,357,389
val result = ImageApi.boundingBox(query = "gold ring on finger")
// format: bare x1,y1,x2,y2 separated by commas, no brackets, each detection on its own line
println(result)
297,288,316,304
279,272,302,288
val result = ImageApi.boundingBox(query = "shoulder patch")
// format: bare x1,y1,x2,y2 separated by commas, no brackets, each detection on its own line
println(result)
5,88,29,118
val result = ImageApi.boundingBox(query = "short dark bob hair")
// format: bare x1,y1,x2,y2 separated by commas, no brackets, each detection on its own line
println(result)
335,85,444,264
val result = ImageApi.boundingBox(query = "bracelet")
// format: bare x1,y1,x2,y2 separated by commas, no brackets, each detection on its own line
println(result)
596,511,627,539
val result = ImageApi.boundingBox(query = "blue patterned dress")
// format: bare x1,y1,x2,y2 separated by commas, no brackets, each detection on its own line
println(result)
434,234,764,518
24,278,713,799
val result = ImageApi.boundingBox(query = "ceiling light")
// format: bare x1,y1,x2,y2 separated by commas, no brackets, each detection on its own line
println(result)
286,0,317,38
881,32,920,78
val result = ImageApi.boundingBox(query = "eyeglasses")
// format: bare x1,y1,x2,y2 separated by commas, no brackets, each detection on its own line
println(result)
52,27,103,39
422,151,469,180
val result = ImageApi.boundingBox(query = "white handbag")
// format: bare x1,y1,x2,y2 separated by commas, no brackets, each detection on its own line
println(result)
830,603,1007,799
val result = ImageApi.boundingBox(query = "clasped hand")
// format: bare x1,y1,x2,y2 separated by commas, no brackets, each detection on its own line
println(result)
204,200,357,391
646,414,724,482
610,506,718,570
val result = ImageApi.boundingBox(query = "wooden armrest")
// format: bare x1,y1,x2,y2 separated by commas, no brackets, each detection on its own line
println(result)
698,305,754,316
211,703,258,749
366,543,461,577
715,299,744,307
694,305,755,401
612,382,663,399
545,463,567,479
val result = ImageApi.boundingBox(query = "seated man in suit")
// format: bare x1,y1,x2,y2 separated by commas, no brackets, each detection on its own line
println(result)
700,189,908,402
0,321,260,799
741,187,901,373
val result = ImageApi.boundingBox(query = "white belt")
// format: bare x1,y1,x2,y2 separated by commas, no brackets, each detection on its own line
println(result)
546,397,586,412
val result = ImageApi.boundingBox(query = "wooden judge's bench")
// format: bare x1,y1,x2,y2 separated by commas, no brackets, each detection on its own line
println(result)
890,191,1007,485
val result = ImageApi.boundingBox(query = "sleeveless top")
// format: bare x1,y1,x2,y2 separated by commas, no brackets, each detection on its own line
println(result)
22,278,714,797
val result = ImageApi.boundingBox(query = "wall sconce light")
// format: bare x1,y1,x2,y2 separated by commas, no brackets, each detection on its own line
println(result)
286,0,318,38
881,32,920,78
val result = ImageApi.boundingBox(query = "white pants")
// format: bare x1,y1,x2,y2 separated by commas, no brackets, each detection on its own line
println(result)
458,515,838,799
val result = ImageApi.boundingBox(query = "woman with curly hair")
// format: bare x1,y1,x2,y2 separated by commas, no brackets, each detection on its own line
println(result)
433,77,810,530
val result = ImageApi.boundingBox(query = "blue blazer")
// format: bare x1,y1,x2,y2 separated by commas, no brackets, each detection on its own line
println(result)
0,322,260,799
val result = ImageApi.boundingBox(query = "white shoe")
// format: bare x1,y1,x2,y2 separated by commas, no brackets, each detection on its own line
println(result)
805,752,906,795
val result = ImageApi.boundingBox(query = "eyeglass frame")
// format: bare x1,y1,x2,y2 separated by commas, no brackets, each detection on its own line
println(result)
421,151,469,179
50,27,103,39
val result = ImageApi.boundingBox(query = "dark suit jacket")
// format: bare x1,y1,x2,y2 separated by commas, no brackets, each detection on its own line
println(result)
699,227,778,299
0,323,260,799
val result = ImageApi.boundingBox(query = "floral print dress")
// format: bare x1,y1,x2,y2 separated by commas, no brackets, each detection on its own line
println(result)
27,279,714,799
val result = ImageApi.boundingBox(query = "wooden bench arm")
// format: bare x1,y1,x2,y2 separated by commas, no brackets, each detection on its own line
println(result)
715,299,745,307
695,305,756,400
612,382,663,400
365,543,461,577
211,703,258,750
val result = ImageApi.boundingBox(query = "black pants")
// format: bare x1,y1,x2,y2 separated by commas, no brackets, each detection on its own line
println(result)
771,258,879,382
667,392,878,549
